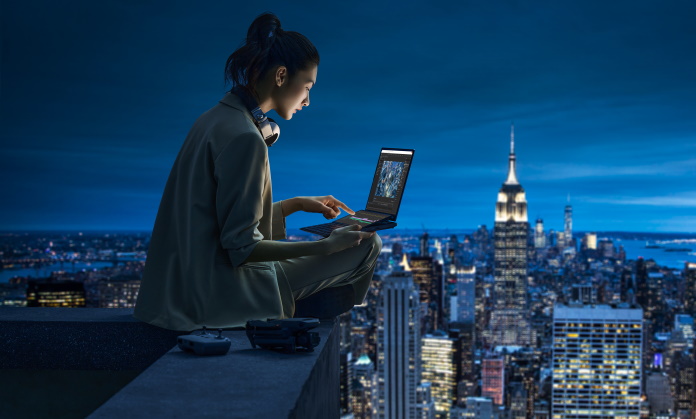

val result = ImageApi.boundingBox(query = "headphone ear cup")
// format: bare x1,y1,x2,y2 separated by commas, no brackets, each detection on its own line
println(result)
230,86,280,147
255,116,280,147
264,118,280,147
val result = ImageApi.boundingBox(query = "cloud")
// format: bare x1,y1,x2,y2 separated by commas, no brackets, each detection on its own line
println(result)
583,193,696,208
525,160,696,180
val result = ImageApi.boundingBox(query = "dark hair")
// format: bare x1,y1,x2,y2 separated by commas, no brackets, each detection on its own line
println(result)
225,12,319,95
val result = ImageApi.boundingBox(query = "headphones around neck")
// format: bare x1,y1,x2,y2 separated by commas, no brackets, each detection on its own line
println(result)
231,86,280,147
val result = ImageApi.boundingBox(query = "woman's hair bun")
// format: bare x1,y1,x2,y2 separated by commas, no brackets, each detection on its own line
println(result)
225,12,319,91
246,12,282,47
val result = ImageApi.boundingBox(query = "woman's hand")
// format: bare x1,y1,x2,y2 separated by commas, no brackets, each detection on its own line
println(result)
295,195,355,219
324,225,374,254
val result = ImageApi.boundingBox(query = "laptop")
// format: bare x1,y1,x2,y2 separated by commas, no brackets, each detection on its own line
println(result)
300,148,415,237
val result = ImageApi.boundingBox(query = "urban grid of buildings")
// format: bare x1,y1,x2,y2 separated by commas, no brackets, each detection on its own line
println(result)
1,127,696,418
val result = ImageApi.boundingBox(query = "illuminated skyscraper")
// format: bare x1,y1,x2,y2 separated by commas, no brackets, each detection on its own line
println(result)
377,270,422,419
488,124,533,346
581,233,597,251
410,256,443,333
564,196,573,249
451,266,475,324
420,231,430,257
352,354,377,419
482,357,505,405
534,219,546,249
636,258,663,368
675,314,695,350
27,280,86,307
551,303,643,419
421,333,457,417
674,351,694,417
97,276,140,308
685,263,696,317
448,325,475,402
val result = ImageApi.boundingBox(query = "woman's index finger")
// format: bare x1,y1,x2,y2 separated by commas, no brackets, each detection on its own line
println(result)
336,200,355,215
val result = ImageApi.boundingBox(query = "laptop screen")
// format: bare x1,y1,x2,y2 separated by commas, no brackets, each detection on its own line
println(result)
364,148,414,217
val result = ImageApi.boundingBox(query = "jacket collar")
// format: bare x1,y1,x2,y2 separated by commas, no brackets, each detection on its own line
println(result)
219,92,255,124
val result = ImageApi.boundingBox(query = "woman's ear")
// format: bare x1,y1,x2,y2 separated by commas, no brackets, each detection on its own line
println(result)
275,66,288,87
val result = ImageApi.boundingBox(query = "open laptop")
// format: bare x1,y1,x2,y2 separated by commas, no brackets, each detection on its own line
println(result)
300,148,415,237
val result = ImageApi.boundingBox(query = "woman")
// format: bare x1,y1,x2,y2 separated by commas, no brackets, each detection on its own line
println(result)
134,13,382,331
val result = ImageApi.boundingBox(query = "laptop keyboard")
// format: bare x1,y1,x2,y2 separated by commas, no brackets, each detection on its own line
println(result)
300,222,347,237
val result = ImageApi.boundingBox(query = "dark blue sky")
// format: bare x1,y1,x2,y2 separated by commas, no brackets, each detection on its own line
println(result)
1,1,695,232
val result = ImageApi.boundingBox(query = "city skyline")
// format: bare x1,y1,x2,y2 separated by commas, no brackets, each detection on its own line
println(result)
2,1,695,232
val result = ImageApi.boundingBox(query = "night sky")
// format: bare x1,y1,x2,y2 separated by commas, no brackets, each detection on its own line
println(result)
2,1,695,233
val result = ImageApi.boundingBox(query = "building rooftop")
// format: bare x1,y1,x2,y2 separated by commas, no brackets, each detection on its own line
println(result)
553,303,643,320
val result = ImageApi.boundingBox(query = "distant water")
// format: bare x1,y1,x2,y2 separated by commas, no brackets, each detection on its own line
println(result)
0,261,113,284
613,238,696,270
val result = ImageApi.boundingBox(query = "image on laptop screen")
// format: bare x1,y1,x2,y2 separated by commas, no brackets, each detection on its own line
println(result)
365,148,414,217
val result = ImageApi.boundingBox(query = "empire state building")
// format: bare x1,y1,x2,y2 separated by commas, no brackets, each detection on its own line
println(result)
486,125,534,346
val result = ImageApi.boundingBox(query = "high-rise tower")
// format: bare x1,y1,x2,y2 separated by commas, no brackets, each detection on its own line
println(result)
685,263,696,317
552,303,643,419
352,354,377,419
421,333,457,417
377,270,424,419
534,218,546,249
564,195,573,249
488,124,533,346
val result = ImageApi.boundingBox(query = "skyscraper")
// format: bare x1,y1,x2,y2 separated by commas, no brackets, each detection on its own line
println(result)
352,354,377,419
377,270,422,419
675,314,695,349
451,266,475,324
420,231,430,257
449,266,476,402
564,196,573,249
552,303,643,419
685,263,696,317
674,351,694,417
340,349,353,416
482,356,505,405
534,218,546,249
421,333,457,417
410,256,443,333
488,124,533,346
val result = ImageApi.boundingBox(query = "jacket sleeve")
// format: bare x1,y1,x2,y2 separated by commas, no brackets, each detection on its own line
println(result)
271,201,287,240
214,132,267,267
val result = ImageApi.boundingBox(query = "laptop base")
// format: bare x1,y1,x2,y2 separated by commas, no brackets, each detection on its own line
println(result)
300,221,397,238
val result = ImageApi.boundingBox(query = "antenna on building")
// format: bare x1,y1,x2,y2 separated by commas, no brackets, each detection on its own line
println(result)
510,122,515,154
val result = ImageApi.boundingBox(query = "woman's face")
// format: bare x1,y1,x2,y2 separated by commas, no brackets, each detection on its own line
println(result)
273,64,317,120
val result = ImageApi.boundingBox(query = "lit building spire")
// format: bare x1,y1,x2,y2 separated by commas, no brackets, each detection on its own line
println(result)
504,123,519,185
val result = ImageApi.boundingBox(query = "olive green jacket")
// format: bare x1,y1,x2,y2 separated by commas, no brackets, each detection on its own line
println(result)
133,93,291,331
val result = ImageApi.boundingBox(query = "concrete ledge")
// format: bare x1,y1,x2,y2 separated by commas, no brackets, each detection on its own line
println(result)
0,307,340,419
0,307,180,370
90,320,339,418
